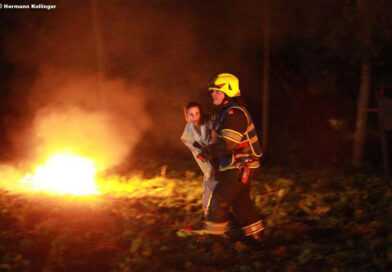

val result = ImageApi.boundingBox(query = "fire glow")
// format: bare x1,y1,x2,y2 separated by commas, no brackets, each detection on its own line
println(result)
20,153,99,195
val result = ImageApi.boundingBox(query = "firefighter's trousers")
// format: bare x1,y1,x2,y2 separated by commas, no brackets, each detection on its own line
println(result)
205,168,263,235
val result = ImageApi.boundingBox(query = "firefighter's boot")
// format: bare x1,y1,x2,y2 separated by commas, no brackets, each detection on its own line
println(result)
243,231,263,249
242,220,264,249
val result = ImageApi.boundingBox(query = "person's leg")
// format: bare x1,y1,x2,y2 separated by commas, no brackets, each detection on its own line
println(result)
202,176,218,217
231,168,264,245
205,169,240,234
231,183,260,226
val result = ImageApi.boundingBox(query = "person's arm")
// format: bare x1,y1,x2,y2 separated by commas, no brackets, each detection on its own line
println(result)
181,124,203,157
205,108,247,158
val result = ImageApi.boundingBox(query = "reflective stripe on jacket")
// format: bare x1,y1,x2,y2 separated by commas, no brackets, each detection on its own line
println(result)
214,104,262,171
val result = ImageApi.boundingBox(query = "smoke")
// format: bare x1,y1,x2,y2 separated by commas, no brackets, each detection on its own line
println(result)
0,164,27,192
29,67,151,168
1,0,212,157
0,66,151,191
0,0,269,176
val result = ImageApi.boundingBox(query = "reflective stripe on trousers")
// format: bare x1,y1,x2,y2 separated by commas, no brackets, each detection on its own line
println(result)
205,221,229,235
242,220,264,236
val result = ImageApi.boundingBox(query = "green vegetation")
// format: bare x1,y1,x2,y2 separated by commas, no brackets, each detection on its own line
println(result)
0,170,391,271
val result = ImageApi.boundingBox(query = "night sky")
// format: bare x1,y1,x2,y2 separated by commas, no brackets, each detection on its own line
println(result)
1,0,392,170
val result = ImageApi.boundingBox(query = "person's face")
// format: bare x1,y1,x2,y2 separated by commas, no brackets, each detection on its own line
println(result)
211,90,225,106
187,106,201,125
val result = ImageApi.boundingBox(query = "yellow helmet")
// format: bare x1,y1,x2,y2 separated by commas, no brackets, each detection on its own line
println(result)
208,73,241,97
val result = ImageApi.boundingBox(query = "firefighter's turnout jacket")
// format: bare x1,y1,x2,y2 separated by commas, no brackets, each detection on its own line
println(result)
205,102,264,237
208,102,262,171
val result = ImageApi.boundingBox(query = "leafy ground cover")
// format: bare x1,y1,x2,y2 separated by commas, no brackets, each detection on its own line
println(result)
0,169,391,272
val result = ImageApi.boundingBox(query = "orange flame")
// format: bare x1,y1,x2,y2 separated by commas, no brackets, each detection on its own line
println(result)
20,153,99,195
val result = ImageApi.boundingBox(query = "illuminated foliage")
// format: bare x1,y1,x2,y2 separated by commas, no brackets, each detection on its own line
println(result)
0,170,391,271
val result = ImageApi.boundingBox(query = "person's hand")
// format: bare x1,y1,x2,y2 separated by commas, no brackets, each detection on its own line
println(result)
193,141,202,149
199,147,214,161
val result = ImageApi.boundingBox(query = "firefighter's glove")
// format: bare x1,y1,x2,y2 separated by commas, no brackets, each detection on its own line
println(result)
199,148,214,161
192,141,202,149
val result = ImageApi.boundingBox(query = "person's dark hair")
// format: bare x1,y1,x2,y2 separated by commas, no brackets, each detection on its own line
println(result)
185,101,209,124
185,101,201,111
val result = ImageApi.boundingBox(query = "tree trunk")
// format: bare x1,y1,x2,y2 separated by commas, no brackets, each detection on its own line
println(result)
352,0,371,168
352,56,371,167
262,0,270,153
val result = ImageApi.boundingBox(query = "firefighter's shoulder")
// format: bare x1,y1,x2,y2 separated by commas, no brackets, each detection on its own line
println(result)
226,107,247,122
222,107,247,132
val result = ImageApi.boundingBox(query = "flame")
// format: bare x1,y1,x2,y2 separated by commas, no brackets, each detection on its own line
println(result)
21,153,99,195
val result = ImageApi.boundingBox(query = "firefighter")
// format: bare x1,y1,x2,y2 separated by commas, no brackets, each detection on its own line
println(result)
181,101,218,216
201,73,264,245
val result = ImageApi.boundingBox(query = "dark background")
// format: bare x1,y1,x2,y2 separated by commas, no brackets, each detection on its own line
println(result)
1,0,392,173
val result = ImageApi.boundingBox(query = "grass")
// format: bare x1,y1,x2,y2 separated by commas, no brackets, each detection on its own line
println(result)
0,169,391,271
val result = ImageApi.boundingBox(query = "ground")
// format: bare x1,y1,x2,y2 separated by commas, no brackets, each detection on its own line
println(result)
0,169,391,272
